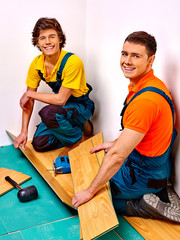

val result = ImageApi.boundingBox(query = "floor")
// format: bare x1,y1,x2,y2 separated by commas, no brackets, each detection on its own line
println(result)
0,144,144,240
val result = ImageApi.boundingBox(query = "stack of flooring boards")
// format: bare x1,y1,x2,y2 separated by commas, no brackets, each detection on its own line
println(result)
6,131,118,240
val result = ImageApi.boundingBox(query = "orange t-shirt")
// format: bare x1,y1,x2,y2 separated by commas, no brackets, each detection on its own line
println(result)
123,70,173,157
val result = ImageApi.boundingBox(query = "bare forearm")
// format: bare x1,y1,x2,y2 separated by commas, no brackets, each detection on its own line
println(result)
25,86,73,106
72,145,125,208
88,147,124,196
72,128,145,208
88,129,145,196
14,98,34,150
27,91,64,105
21,99,34,134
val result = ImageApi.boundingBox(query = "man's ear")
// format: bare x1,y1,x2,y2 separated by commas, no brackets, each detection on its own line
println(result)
149,55,155,65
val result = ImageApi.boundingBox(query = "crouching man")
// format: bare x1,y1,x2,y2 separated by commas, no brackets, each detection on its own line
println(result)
72,31,180,223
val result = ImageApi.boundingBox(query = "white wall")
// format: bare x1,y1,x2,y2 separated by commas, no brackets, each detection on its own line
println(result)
0,0,87,144
1,0,180,195
85,0,180,195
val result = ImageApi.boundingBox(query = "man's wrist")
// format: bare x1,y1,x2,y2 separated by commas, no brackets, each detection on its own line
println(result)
87,185,96,198
27,90,33,98
21,129,28,135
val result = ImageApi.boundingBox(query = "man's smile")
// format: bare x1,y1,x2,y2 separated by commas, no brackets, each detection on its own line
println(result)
123,66,136,72
44,46,54,50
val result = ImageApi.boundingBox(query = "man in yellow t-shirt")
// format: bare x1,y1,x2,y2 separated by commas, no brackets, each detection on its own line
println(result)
14,17,94,152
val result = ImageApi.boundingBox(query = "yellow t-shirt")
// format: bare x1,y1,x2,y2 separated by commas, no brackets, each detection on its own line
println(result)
26,50,89,97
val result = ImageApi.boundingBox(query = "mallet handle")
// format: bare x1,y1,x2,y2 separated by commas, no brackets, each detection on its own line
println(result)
5,176,22,190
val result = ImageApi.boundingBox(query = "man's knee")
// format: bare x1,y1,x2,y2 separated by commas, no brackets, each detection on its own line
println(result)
39,105,67,129
32,134,54,152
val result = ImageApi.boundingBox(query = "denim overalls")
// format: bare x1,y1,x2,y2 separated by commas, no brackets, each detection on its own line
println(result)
110,87,177,213
32,53,94,152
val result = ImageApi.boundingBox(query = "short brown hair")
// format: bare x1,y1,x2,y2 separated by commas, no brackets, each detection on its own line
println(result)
124,31,157,57
32,17,66,50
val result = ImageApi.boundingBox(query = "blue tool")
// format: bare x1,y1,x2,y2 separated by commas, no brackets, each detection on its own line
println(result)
52,156,71,176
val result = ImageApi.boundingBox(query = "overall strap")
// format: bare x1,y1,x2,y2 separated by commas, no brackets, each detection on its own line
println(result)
38,52,74,81
122,87,177,189
56,52,74,81
57,52,93,97
38,71,45,81
38,52,74,93
121,87,176,130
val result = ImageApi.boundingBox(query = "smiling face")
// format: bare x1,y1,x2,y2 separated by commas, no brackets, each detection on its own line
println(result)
37,28,62,58
120,41,155,86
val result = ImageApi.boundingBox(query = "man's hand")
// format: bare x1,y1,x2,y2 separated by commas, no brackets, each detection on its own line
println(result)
20,91,31,110
14,132,27,150
72,188,94,208
72,142,115,208
90,142,114,154
72,129,145,209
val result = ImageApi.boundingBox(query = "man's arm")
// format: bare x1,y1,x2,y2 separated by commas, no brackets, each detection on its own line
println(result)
72,128,145,208
15,85,73,149
14,87,36,150
20,86,73,110
90,141,117,154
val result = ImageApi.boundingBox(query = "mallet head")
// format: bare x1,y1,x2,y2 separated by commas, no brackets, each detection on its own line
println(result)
17,185,38,202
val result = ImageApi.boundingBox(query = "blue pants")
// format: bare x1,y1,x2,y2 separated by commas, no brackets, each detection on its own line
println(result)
110,128,176,214
32,100,93,152
110,86,177,214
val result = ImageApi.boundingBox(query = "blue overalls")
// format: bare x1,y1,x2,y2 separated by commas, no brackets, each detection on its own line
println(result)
32,53,95,152
110,87,177,213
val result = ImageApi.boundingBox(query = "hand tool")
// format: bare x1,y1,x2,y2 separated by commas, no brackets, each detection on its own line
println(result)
5,176,38,202
49,156,71,177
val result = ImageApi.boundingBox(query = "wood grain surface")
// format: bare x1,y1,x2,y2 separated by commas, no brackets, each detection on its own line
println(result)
6,131,180,240
123,216,180,240
6,131,89,208
69,133,119,240
0,168,31,196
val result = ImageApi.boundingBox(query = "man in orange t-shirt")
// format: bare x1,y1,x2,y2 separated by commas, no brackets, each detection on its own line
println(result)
72,31,180,222
122,69,173,157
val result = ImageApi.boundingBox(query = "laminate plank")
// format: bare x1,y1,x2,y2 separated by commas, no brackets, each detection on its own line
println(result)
124,216,180,240
90,133,111,197
69,134,118,240
115,216,145,240
0,144,77,234
6,130,88,208
90,131,105,165
0,168,31,196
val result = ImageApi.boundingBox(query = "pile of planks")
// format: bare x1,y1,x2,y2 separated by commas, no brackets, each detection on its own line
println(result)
7,131,118,240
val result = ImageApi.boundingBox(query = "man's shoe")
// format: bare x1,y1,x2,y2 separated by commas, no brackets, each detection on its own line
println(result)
83,120,93,136
167,182,180,209
140,193,180,223
125,199,155,219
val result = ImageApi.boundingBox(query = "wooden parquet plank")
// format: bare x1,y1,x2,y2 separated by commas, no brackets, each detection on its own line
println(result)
123,216,180,240
90,133,111,197
0,168,31,196
6,130,88,208
69,134,119,240
90,131,105,165
6,131,180,239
